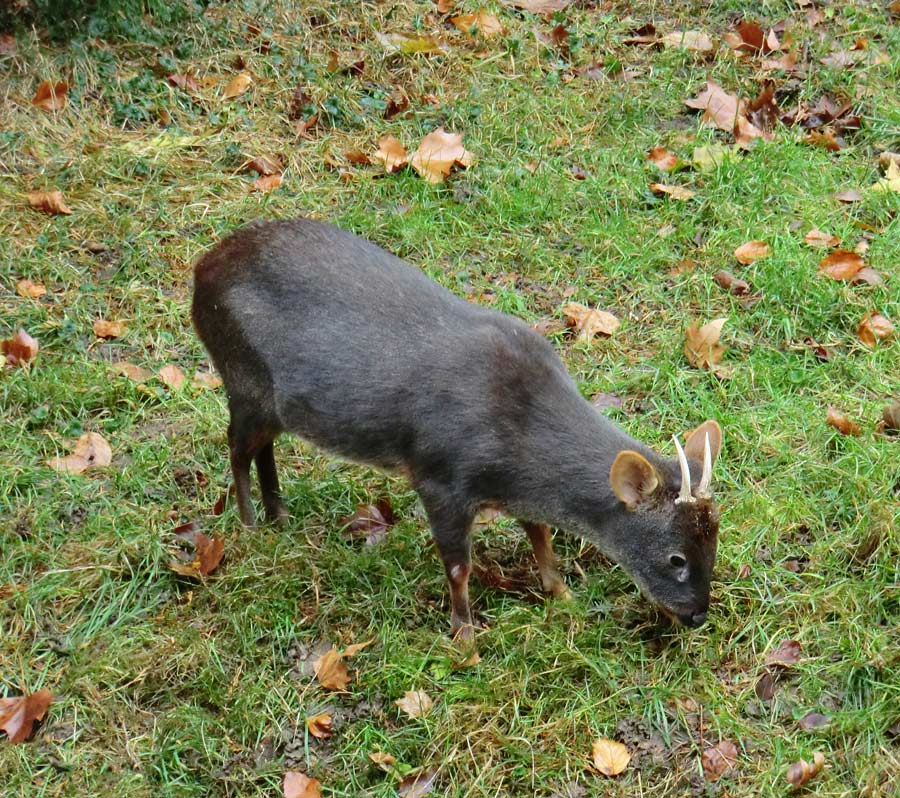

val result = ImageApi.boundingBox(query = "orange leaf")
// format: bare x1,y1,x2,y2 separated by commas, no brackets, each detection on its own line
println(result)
159,364,186,390
562,302,620,340
0,690,54,744
305,713,333,739
857,312,894,347
591,737,631,777
368,751,396,768
649,182,695,199
409,129,474,184
452,12,503,36
2,328,39,366
16,280,47,298
223,72,253,99
47,432,112,474
111,362,152,382
646,147,679,171
804,229,840,248
826,406,861,437
819,250,864,280
93,319,127,339
313,648,351,691
27,190,72,215
373,135,409,173
246,155,282,175
32,80,68,111
734,240,769,264
192,370,223,389
252,173,284,192
169,524,225,577
283,771,322,798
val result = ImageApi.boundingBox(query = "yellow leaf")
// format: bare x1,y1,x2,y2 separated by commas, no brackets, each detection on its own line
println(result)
591,737,631,777
871,159,900,192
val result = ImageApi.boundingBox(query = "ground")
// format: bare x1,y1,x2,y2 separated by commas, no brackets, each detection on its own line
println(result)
1,1,899,796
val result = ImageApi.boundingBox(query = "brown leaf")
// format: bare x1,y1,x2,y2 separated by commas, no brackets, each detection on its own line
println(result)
32,80,68,111
684,318,727,370
649,182,695,200
167,73,199,91
159,364,186,390
590,392,624,410
834,189,863,203
0,690,54,744
746,82,780,132
409,129,474,184
755,671,777,700
714,270,750,295
246,155,282,175
252,173,283,192
734,240,770,264
647,147,680,171
591,738,631,777
343,149,370,165
373,135,409,173
110,362,152,382
341,498,395,545
170,524,225,576
0,33,17,55
661,30,714,52
16,280,47,298
684,81,738,130
396,690,434,719
27,190,72,215
826,406,861,437
341,638,374,658
702,740,739,781
798,712,831,731
883,402,900,432
2,329,39,366
313,648,351,691
765,639,801,667
283,771,322,798
93,319,127,339
368,751,396,768
305,713,333,739
819,250,864,280
47,432,112,474
452,12,503,36
500,0,570,11
384,89,409,119
435,0,455,12
562,302,620,340
857,312,894,347
192,370,223,390
397,769,438,798
786,752,825,789
223,72,252,99
851,268,883,287
804,229,840,248
452,650,482,670
732,20,766,52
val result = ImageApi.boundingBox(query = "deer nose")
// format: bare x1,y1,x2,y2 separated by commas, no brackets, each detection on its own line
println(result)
691,611,708,627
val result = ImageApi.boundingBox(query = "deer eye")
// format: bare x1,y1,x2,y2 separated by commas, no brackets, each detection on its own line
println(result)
669,554,687,568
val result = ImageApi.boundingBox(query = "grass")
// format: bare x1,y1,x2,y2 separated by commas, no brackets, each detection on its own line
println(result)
2,1,899,796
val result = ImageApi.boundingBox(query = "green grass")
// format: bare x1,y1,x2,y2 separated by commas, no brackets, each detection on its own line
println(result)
2,1,899,796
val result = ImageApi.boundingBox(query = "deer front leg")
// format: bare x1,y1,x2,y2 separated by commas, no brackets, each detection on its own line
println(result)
522,522,572,600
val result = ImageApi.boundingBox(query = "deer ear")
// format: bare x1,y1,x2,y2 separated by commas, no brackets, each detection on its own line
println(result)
610,451,659,508
684,420,722,466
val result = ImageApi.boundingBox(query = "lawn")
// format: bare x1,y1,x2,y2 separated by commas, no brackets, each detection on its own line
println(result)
1,1,899,796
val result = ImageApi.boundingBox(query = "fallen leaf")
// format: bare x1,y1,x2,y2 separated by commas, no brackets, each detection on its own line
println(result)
169,524,225,576
341,498,395,545
649,182,695,200
685,81,766,148
755,671,777,700
692,144,731,171
47,432,112,474
730,20,771,53
826,406,861,437
452,650,482,670
647,147,680,171
93,319,127,339
384,89,410,119
252,173,283,192
344,149,370,165
857,312,894,347
798,712,831,731
500,0,570,11
368,751,396,768
111,362,152,382
373,135,409,173
877,151,900,170
746,82,780,132
562,302,620,340
702,740,739,781
851,268,883,287
16,280,47,298
590,392,624,410
159,364,186,390
409,129,474,184
27,190,72,215
714,270,750,295
786,752,825,789
804,229,840,248
734,240,769,264
684,318,727,371
192,370,222,390
313,648,351,691
246,155,282,175
0,690,54,744
591,738,631,777
375,32,447,56
167,73,199,91
0,33,17,55
661,30,714,52
223,72,253,99
819,250,864,280
397,769,438,798
32,80,68,111
871,159,900,193
452,12,503,36
341,638,374,657
305,713,333,739
883,402,900,432
765,639,801,667
396,690,434,719
834,189,863,203
435,0,455,12
283,771,322,798
2,328,39,366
